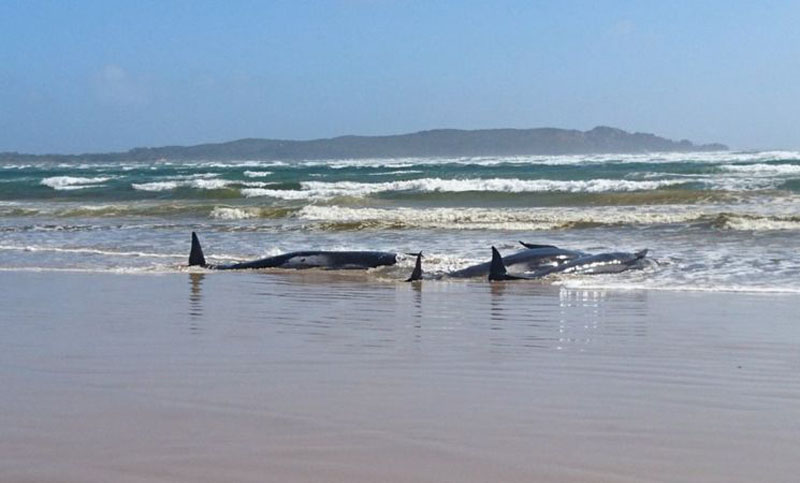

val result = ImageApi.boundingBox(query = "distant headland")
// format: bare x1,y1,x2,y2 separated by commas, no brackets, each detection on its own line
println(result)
1,126,727,162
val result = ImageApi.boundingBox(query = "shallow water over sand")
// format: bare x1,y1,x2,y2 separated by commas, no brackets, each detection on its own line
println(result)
2,271,799,482
3,151,800,292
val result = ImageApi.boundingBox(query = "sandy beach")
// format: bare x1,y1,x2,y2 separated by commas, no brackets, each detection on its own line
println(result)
1,270,798,482
5,1,800,481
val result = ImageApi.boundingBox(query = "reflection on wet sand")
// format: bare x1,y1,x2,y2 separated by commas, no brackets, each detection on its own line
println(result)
188,272,205,331
410,281,422,338
3,271,800,482
180,270,654,354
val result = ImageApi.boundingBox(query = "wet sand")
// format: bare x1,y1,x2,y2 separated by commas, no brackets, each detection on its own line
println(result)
1,270,799,482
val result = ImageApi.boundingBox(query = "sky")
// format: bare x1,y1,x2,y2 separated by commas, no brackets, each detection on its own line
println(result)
1,0,799,153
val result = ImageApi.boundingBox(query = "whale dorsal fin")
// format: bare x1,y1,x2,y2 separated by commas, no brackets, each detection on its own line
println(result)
489,247,508,281
489,246,525,281
189,232,207,267
405,252,423,282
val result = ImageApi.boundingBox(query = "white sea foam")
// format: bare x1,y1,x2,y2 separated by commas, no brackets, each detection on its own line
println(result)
704,177,780,191
297,206,700,230
209,207,259,220
242,178,689,200
719,215,800,231
191,178,230,189
634,172,714,179
558,278,800,294
53,184,106,191
169,172,221,180
0,266,179,274
41,176,112,190
240,181,280,188
2,164,33,169
309,178,684,193
132,181,181,191
720,163,800,175
194,160,288,168
243,170,273,177
14,150,800,173
368,170,425,176
11,150,800,184
240,175,792,200
132,178,232,191
287,151,800,169
297,205,800,231
0,244,184,258
241,188,316,199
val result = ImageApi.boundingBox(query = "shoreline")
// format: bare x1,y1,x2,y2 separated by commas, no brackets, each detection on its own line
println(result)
1,266,799,295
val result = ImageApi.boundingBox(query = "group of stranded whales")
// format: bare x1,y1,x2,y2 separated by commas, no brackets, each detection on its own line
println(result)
188,232,649,282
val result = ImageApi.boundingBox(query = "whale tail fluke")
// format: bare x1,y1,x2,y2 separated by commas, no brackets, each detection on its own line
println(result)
489,246,523,281
405,252,423,282
189,232,207,267
519,241,558,250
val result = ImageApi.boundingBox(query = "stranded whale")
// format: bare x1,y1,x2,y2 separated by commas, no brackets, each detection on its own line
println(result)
488,246,649,281
405,242,649,281
188,232,397,270
446,241,586,278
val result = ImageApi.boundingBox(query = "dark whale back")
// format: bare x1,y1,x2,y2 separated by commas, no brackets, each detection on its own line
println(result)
216,250,398,270
188,233,397,270
531,249,649,277
449,246,584,278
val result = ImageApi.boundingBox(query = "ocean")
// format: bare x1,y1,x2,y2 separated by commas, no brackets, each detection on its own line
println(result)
1,151,799,292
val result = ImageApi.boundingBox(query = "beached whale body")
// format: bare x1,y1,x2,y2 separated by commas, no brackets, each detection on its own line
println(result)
447,242,586,278
489,246,648,281
188,232,397,270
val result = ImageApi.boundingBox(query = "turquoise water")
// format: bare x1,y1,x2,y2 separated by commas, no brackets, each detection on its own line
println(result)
1,151,799,291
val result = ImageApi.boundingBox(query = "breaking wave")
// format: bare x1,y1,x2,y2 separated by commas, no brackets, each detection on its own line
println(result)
41,176,113,190
243,170,273,177
720,163,800,175
209,206,298,220
711,213,800,231
242,178,690,200
132,178,232,191
297,205,800,231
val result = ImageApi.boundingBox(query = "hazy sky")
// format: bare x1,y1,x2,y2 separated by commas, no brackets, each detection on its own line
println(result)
1,0,798,153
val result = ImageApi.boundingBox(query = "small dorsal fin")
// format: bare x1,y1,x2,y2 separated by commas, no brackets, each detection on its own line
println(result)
405,252,423,282
519,241,558,249
189,232,207,267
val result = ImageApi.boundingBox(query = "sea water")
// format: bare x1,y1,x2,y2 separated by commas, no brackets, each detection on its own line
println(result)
1,151,799,292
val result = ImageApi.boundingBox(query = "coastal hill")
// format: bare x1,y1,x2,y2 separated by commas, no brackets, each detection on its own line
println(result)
2,126,727,162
